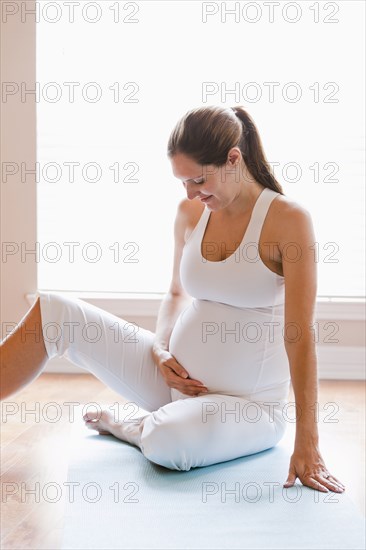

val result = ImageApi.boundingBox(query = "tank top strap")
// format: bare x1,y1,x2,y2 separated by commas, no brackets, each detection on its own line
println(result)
246,187,280,245
185,205,210,246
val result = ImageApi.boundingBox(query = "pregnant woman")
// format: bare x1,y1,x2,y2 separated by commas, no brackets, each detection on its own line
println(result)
0,105,345,494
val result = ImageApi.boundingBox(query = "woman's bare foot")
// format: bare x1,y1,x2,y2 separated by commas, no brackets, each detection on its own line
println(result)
83,409,117,436
83,408,148,447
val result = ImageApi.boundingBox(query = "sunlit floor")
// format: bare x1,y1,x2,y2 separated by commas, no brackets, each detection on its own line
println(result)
0,375,364,550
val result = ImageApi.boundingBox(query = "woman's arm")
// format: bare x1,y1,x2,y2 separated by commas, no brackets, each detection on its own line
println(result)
151,198,208,396
279,203,345,493
281,205,319,445
152,290,192,358
152,197,193,359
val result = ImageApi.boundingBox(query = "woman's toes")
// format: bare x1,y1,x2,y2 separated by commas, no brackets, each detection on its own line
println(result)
84,418,110,435
83,409,113,435
83,410,101,423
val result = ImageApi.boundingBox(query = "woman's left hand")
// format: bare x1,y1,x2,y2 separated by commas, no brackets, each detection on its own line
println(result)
283,445,346,493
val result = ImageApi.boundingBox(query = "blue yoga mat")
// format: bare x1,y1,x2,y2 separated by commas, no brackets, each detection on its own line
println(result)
61,416,365,550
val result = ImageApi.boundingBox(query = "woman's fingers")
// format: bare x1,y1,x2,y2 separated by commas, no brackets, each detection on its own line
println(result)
170,363,189,379
159,351,189,378
164,358,205,385
327,475,346,489
175,386,208,397
167,372,208,395
307,473,345,493
305,477,330,493
320,474,346,492
158,355,208,395
168,372,208,391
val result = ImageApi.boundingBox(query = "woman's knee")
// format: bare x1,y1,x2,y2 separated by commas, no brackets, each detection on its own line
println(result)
37,291,80,359
138,397,287,471
139,409,202,471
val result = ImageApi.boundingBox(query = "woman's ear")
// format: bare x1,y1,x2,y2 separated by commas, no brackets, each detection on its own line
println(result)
226,146,242,167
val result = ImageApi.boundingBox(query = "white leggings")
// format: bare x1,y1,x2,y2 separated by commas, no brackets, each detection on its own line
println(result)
37,291,289,471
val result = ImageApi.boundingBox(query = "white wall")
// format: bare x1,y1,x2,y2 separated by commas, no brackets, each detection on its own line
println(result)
0,3,38,330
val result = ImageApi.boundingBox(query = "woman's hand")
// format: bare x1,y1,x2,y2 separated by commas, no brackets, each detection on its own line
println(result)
152,347,208,397
283,444,346,493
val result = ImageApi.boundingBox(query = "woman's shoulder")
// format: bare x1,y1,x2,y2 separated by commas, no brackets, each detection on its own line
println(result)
171,198,204,245
269,191,316,246
271,191,314,224
175,197,205,226
176,197,204,215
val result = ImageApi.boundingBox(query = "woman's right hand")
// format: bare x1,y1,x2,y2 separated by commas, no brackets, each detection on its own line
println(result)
152,348,209,397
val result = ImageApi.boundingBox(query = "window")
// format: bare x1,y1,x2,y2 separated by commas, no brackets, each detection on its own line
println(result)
36,1,365,297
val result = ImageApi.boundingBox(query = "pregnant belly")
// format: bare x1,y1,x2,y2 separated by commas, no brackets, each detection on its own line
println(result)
169,299,289,396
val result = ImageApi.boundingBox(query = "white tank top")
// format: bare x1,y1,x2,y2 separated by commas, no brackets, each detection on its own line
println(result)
169,187,291,401
180,187,285,308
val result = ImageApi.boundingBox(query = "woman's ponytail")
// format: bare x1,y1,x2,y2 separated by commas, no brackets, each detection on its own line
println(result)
231,106,284,194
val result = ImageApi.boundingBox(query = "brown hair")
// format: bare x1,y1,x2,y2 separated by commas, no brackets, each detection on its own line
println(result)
167,105,284,195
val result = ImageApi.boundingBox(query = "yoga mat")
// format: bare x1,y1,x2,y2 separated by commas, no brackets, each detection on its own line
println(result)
61,410,365,550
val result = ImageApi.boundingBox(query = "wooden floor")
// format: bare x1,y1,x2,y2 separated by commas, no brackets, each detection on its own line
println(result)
0,375,365,549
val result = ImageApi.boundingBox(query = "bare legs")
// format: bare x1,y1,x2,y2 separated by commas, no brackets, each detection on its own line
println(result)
0,297,48,401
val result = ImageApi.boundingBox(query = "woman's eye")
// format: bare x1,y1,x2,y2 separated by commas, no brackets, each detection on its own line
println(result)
181,178,205,186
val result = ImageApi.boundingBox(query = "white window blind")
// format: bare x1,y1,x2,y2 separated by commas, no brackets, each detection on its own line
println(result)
36,0,365,298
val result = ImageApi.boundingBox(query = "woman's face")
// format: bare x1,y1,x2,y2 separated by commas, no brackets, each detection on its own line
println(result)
170,150,243,211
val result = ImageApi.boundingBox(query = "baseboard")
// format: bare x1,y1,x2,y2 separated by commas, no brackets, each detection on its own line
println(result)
44,346,366,380
44,358,88,374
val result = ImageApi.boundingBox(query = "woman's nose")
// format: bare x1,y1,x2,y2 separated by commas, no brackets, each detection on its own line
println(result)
185,182,201,200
